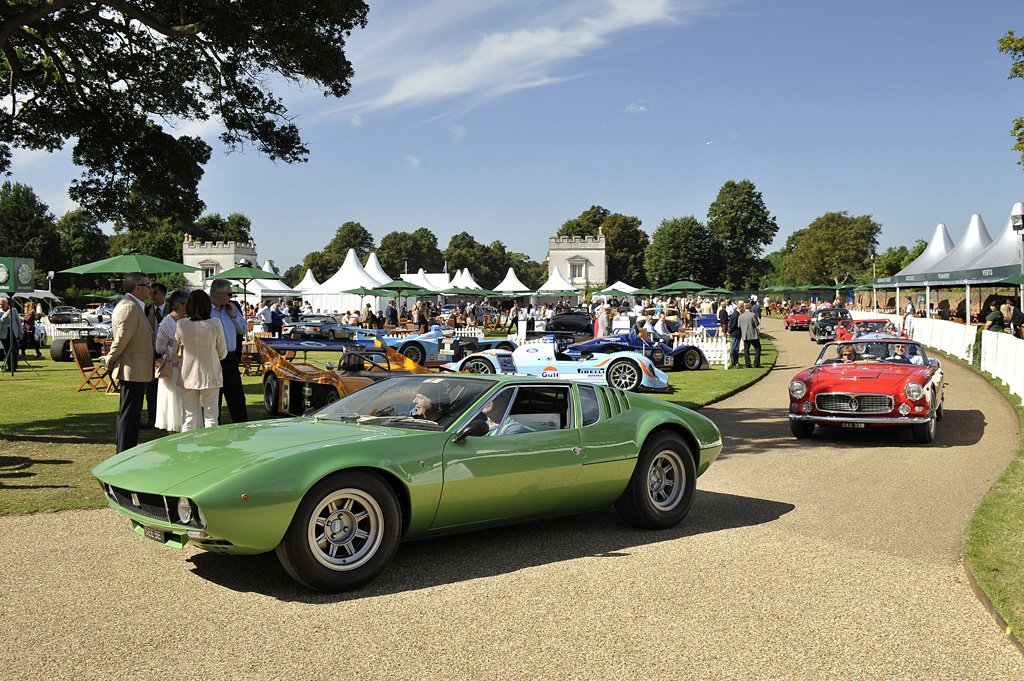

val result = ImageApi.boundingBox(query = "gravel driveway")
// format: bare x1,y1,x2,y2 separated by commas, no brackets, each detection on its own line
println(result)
1,316,1020,680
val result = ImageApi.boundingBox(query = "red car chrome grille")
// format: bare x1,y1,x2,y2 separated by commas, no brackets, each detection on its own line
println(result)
815,393,893,414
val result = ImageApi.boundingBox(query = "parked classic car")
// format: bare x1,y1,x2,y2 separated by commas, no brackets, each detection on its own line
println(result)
352,325,517,367
546,307,594,335
92,373,723,592
49,305,84,324
835,319,905,341
442,335,670,392
808,308,852,343
566,332,710,371
280,314,352,339
788,338,944,443
258,337,429,416
783,307,812,331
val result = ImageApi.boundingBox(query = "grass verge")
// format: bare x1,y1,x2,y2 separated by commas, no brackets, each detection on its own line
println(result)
0,338,775,515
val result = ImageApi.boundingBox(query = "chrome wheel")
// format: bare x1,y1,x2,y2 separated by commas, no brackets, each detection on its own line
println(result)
306,488,384,571
608,359,641,391
400,342,424,365
465,357,495,374
646,449,685,512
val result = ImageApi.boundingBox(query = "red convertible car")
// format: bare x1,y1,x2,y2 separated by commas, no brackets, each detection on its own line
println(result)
835,319,904,342
784,307,812,331
788,339,944,443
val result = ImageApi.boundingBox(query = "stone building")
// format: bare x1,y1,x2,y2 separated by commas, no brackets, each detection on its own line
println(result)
181,234,257,290
546,235,607,290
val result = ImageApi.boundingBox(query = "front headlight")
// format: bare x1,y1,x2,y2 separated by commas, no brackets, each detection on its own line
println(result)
905,382,924,400
177,497,193,524
789,381,807,399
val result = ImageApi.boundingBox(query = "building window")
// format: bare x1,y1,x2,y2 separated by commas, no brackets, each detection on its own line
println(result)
570,263,584,279
203,266,217,279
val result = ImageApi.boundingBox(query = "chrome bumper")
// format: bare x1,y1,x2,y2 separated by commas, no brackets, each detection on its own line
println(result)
789,414,930,425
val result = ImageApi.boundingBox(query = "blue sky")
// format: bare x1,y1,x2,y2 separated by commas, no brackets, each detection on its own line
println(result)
10,0,1024,275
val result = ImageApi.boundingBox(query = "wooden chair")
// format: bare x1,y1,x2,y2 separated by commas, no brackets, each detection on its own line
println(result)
242,332,271,376
71,338,111,393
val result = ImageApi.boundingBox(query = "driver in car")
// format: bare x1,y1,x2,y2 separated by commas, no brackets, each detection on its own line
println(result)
888,343,924,365
412,383,448,422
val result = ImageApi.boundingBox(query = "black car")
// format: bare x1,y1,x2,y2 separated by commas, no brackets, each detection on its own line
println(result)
808,308,852,344
49,306,84,324
547,307,593,334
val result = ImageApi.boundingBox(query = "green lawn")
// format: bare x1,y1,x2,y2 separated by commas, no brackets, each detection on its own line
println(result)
0,338,775,515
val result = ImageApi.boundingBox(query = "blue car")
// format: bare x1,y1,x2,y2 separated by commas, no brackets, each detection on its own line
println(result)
442,335,670,392
350,325,517,367
566,332,709,371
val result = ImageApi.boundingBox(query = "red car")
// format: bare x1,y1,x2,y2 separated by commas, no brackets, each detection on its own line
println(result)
788,338,944,443
834,319,905,341
784,307,812,331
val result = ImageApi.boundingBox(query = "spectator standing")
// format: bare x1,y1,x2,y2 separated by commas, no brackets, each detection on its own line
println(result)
595,304,613,338
269,302,285,337
984,301,1005,332
385,298,399,327
102,273,155,452
287,298,301,323
728,304,742,368
255,300,273,332
19,301,42,358
155,289,188,434
0,294,18,372
174,290,227,431
142,282,167,429
506,301,520,333
209,278,249,425
738,302,762,368
903,295,916,332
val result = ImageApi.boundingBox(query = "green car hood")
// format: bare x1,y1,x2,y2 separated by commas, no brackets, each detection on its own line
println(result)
92,418,402,495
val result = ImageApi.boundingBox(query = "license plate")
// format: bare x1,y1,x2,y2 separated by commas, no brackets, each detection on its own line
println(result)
143,525,166,543
841,422,866,429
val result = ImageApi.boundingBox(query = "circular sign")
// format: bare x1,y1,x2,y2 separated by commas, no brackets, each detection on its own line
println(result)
16,263,32,285
0,263,8,285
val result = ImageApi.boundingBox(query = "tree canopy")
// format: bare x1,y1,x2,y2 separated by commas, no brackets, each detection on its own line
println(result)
998,30,1024,167
377,228,444,277
0,0,369,223
601,213,648,286
706,180,779,290
784,212,881,287
644,216,722,288
557,205,610,238
325,221,375,261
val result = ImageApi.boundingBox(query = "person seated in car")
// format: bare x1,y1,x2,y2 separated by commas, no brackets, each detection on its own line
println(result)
482,390,530,436
651,312,673,343
887,342,923,365
412,383,448,422
839,346,859,363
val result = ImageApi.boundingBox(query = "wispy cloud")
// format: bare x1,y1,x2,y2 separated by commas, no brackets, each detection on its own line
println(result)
404,154,422,169
333,0,701,117
626,102,651,113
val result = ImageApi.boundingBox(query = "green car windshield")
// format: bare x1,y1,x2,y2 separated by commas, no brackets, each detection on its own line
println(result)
314,376,494,430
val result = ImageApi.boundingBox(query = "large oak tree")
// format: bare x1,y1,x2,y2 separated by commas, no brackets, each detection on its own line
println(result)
0,0,368,223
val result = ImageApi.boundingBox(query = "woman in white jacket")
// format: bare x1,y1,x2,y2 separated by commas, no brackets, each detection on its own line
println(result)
174,290,227,431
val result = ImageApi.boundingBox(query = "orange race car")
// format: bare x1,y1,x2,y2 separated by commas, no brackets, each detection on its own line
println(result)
258,337,430,417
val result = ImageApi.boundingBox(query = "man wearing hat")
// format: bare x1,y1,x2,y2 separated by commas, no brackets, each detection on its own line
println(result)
595,303,613,338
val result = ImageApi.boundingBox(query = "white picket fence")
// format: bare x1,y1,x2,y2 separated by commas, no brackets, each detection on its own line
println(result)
981,330,1024,399
673,331,731,369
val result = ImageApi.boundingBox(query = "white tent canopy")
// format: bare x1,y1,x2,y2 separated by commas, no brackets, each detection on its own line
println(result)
602,280,638,294
536,267,576,293
298,269,320,294
307,249,389,313
402,268,448,292
962,205,1024,272
926,213,993,274
494,267,530,292
363,252,392,287
895,223,955,277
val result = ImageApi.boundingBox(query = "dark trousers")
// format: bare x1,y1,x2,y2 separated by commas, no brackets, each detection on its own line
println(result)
219,355,248,424
730,335,741,366
744,338,762,367
0,333,17,372
117,380,148,452
144,377,158,425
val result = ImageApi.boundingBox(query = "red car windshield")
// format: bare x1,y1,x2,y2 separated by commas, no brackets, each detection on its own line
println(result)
815,341,928,366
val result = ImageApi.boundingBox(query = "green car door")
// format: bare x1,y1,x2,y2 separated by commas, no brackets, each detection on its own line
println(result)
431,383,583,528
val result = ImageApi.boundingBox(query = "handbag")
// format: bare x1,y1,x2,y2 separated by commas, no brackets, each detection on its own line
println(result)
154,356,173,379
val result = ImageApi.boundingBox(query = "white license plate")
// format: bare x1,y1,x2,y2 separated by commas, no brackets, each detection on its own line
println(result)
840,422,866,429
143,525,166,543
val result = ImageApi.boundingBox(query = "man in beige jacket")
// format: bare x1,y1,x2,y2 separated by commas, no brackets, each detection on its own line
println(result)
102,272,155,452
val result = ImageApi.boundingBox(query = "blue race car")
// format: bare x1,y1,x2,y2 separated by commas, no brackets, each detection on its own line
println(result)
566,332,709,371
350,325,517,367
441,335,670,392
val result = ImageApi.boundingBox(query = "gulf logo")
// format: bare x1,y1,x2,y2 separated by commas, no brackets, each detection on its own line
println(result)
540,366,560,378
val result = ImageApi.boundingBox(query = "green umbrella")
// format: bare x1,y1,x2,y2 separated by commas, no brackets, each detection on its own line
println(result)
207,262,285,307
231,285,257,296
631,287,661,296
344,286,394,296
659,280,705,292
381,279,426,293
60,248,201,275
534,289,577,297
440,286,482,296
702,287,734,296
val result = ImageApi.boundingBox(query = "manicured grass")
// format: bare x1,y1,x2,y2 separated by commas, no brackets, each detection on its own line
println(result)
963,373,1024,642
0,339,775,516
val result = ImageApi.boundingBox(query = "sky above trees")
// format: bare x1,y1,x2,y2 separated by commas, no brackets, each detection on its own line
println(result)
9,1,1024,274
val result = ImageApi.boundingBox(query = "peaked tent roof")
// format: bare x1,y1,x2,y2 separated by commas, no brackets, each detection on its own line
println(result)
895,224,955,277
925,213,993,275
449,269,468,288
494,267,530,292
298,269,320,292
536,267,576,292
962,203,1024,272
462,270,483,289
362,253,392,287
402,268,449,292
310,249,383,293
602,280,638,294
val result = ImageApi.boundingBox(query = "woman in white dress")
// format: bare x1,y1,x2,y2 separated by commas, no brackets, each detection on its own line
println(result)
155,290,188,434
174,290,227,431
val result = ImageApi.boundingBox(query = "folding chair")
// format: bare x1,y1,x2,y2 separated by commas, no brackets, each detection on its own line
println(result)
72,338,111,393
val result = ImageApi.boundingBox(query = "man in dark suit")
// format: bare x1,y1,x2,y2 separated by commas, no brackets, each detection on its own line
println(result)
142,282,167,429
728,303,742,368
209,278,249,424
102,273,155,452
385,298,399,327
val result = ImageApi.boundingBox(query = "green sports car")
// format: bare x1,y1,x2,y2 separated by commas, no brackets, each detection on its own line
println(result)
93,374,723,592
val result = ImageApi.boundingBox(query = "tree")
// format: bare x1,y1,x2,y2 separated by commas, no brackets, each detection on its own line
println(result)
192,213,253,245
557,205,610,237
874,239,927,278
601,214,649,286
0,181,60,287
282,263,305,289
0,1,369,222
53,209,109,293
784,212,882,287
325,222,375,261
706,180,779,289
999,30,1024,167
644,216,723,288
377,228,444,277
506,253,547,291
300,250,343,283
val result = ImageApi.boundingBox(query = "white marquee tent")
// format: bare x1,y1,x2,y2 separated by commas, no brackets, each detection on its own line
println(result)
494,267,530,293
363,253,392,287
307,249,389,313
